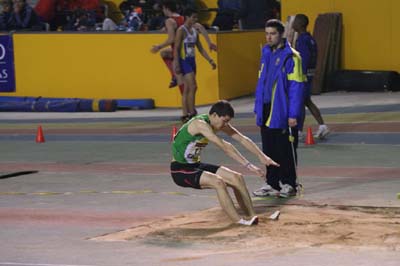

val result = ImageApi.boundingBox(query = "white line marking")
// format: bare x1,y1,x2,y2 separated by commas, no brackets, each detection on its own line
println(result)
0,262,97,266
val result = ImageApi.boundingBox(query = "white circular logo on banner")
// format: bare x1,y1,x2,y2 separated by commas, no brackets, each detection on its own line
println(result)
0,44,5,61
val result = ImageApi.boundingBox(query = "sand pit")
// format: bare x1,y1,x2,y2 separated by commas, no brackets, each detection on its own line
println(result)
91,205,400,251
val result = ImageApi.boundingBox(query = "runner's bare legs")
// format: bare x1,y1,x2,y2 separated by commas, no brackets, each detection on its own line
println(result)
183,72,197,116
216,166,256,217
200,171,242,222
200,167,256,222
305,97,324,125
161,49,189,118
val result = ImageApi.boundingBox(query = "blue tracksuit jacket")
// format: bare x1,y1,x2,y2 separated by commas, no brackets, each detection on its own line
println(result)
254,41,306,129
295,32,317,97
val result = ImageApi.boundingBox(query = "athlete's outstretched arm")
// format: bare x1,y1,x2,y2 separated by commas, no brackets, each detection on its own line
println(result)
196,38,216,69
194,23,217,52
222,124,279,167
151,19,176,53
189,120,264,177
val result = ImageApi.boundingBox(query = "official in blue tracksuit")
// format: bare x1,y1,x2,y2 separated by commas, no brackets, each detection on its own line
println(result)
253,19,306,198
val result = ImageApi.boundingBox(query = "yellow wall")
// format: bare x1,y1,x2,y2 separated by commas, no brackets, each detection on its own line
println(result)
7,33,217,107
217,31,265,99
282,0,400,72
2,31,263,107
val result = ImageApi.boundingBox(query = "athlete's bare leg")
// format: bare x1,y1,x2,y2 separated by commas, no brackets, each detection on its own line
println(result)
160,48,182,90
160,48,174,77
216,166,256,217
199,171,241,222
160,48,172,60
183,72,197,116
305,97,324,125
180,75,189,119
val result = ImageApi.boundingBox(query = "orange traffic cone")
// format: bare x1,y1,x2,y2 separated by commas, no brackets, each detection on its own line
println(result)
36,125,45,143
170,125,177,142
305,127,315,145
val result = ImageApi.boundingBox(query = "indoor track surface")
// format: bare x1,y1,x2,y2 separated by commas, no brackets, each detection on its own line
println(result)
1,92,399,266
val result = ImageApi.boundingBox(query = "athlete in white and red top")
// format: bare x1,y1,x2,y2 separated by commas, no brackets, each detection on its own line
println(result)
150,1,217,120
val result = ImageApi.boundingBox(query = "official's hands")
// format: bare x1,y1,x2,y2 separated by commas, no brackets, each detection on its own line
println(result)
288,118,297,128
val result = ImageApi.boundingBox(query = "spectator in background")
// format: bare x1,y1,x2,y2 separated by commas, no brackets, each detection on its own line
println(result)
146,1,165,31
212,0,241,31
0,0,13,31
34,0,99,30
292,14,330,139
12,0,43,30
239,0,278,30
120,3,143,31
71,8,95,31
127,6,143,31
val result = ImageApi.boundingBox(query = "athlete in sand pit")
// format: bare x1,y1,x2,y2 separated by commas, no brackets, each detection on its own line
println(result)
171,100,279,226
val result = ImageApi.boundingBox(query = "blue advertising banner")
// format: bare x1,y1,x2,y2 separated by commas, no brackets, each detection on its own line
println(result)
0,35,16,92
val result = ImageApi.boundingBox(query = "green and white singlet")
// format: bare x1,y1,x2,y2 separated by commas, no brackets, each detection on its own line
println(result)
172,114,210,163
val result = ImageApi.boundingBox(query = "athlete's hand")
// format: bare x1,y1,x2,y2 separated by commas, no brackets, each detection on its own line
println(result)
258,155,279,167
150,45,160,53
173,60,181,75
209,59,216,70
246,163,265,177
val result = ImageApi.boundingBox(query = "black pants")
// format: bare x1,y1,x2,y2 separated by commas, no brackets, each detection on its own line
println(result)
260,126,298,190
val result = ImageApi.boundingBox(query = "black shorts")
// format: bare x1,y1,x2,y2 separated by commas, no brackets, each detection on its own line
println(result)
170,161,220,189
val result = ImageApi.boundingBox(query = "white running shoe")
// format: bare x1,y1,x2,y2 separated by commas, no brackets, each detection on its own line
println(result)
278,182,296,198
253,184,279,197
238,216,259,226
314,125,330,139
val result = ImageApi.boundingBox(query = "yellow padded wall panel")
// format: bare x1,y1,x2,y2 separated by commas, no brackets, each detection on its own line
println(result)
282,0,334,34
282,0,400,72
9,33,218,107
390,0,400,71
333,0,391,70
4,31,267,107
217,31,265,100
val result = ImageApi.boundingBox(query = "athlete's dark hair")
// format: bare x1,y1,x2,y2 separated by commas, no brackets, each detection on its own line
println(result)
265,19,285,34
295,14,309,28
183,8,198,17
209,100,235,118
161,0,177,12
